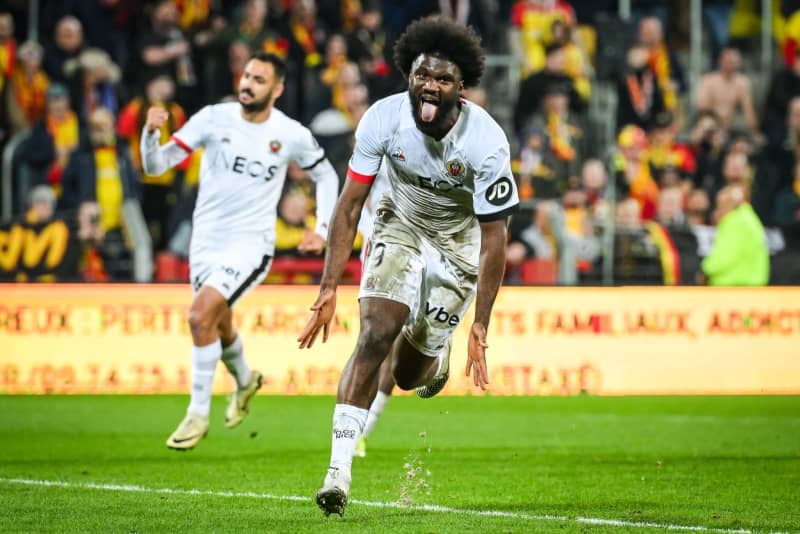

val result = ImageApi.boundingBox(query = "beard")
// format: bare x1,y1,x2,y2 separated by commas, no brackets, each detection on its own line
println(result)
408,90,457,131
239,87,273,113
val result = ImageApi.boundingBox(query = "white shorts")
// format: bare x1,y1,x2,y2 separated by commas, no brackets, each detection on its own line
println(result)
359,209,477,357
190,240,273,307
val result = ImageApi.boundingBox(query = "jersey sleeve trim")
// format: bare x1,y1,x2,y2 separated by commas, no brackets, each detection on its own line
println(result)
301,154,327,171
476,204,519,223
171,135,193,154
347,167,376,185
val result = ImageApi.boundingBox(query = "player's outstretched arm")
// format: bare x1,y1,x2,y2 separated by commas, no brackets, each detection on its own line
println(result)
298,158,339,254
297,178,372,348
140,107,191,176
467,218,508,390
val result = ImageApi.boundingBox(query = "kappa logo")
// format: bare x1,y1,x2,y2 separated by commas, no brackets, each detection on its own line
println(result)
390,147,406,161
485,177,513,206
269,140,282,153
445,159,465,178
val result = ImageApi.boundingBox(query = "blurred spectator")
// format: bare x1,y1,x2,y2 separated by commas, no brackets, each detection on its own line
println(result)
346,3,393,100
549,19,590,102
63,48,122,120
286,0,332,123
60,108,139,227
139,0,198,110
646,112,696,190
43,16,84,85
516,126,559,200
614,124,659,220
463,86,488,108
529,83,583,190
774,159,800,225
638,16,684,111
719,150,752,198
310,80,368,184
215,0,286,57
656,186,684,226
0,12,15,94
0,10,15,138
208,39,251,103
509,0,576,78
688,110,728,192
18,83,81,194
616,42,665,132
580,158,608,223
117,75,187,251
24,185,56,224
615,197,643,231
65,0,135,66
686,188,711,226
514,43,585,137
764,48,800,144
6,40,49,134
436,0,498,51
315,34,349,113
701,184,769,285
275,183,315,255
60,107,151,281
696,46,759,135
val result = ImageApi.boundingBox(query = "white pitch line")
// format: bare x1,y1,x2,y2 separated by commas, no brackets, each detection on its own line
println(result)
0,477,785,534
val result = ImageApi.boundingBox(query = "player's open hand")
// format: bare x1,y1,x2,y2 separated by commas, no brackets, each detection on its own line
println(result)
145,107,169,133
466,322,490,390
297,230,325,254
297,288,337,348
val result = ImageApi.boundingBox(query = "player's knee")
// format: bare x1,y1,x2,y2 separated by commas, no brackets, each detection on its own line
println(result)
354,322,400,363
188,307,216,338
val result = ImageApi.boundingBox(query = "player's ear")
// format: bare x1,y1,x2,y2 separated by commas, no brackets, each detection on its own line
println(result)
272,81,285,101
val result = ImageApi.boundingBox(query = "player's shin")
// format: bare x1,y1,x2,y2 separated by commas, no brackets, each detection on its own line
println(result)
221,334,251,388
188,340,222,416
329,404,368,474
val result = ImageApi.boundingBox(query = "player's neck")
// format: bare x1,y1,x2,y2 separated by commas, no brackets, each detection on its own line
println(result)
240,106,273,124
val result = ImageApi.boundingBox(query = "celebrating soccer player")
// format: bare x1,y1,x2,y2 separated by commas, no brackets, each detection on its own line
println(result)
297,16,519,516
141,52,339,450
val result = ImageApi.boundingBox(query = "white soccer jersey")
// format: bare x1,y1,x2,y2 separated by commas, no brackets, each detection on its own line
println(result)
347,93,519,272
144,102,335,255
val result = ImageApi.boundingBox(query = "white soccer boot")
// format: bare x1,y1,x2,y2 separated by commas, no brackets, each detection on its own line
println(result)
316,467,351,517
166,413,209,450
416,340,451,399
224,370,264,428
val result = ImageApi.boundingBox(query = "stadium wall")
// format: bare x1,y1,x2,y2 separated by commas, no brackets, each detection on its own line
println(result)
1,284,798,395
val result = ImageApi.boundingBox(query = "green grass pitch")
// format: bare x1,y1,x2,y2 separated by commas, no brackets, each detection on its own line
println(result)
0,395,798,533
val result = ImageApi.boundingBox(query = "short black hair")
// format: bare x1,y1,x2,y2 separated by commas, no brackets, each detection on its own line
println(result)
249,52,287,80
393,15,485,88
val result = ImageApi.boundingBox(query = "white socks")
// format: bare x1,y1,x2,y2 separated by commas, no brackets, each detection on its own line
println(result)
329,404,369,473
221,335,251,389
187,341,222,417
363,391,390,439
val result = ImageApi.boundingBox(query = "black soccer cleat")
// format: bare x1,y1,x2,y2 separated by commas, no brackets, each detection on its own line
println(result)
316,487,348,517
416,370,449,399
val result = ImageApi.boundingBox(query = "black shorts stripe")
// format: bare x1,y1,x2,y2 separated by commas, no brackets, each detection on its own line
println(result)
301,154,327,171
227,254,272,307
476,204,519,223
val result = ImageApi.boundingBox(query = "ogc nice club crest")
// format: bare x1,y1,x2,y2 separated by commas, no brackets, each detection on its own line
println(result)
445,159,464,178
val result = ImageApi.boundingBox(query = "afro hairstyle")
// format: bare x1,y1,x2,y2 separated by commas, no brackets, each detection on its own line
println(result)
393,16,485,88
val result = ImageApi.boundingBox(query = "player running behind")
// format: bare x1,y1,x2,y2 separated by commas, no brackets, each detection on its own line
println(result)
297,16,519,516
142,52,339,450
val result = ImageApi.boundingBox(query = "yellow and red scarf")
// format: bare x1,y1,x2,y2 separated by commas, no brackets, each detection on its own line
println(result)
12,67,49,123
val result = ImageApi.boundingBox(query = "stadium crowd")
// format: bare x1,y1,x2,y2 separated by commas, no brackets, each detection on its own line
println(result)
0,0,798,285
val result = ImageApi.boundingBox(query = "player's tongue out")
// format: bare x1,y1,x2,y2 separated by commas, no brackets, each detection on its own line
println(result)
420,101,437,122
